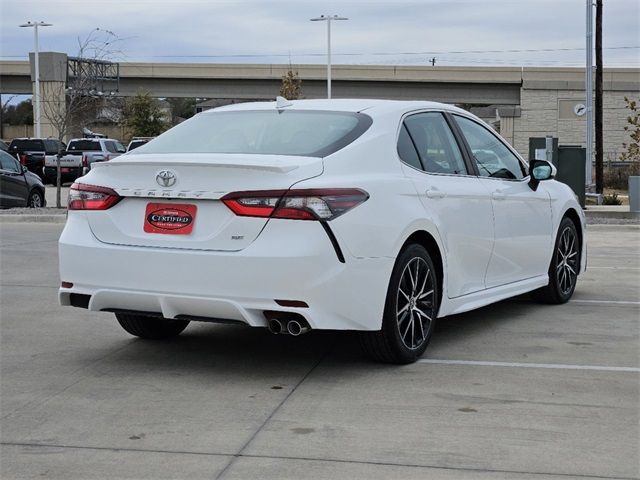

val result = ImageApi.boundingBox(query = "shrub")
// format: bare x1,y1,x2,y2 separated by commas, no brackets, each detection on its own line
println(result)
604,162,640,190
602,192,622,205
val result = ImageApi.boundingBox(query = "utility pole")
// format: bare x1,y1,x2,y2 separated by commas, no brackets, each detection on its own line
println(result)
585,1,594,187
595,0,604,194
19,21,53,138
310,15,348,99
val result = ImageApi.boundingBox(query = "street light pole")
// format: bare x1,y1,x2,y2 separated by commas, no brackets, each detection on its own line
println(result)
19,21,52,138
585,2,594,186
310,15,348,99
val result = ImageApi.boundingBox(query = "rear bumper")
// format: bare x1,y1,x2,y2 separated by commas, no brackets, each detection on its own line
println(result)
59,213,394,331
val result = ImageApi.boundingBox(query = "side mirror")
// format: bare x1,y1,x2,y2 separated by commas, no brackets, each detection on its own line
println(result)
21,165,28,174
528,159,556,191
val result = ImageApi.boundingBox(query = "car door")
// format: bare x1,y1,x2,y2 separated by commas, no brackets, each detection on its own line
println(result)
452,114,553,288
398,111,495,298
0,151,29,207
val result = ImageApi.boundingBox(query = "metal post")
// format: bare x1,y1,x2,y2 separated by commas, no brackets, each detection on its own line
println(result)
327,16,332,99
19,21,52,139
34,23,40,138
585,0,594,186
545,135,554,163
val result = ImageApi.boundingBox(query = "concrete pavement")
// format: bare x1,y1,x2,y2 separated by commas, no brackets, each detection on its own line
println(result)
0,223,638,479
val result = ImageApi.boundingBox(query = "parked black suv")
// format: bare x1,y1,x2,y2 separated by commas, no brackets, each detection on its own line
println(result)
8,138,65,182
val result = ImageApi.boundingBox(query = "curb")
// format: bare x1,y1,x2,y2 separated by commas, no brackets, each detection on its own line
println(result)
584,210,640,220
0,214,67,224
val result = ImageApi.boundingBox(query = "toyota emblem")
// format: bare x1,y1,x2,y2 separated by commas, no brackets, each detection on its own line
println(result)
156,170,177,187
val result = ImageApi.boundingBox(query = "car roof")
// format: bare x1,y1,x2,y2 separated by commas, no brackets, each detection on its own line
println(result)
208,98,469,116
68,138,119,142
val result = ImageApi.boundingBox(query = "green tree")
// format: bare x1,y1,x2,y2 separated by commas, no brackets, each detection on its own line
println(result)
2,99,34,125
123,91,169,137
165,97,197,124
279,68,302,100
620,97,640,162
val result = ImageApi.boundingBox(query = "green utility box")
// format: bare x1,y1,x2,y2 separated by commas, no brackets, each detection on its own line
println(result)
528,138,585,208
557,146,586,208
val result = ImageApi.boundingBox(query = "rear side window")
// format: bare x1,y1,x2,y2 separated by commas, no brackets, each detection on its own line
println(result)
9,139,44,152
404,112,467,175
132,110,372,157
67,140,101,152
397,124,421,170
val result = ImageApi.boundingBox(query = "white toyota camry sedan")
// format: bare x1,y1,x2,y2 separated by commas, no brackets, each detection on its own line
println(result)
59,99,586,363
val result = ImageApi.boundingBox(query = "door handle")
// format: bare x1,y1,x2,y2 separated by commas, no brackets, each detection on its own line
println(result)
425,188,446,199
491,190,506,200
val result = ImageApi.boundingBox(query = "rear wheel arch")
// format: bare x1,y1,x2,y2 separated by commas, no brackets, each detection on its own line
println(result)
400,230,444,306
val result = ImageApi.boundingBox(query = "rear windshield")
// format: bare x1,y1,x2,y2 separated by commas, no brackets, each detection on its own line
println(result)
9,139,44,152
67,140,102,152
128,140,148,151
132,110,372,157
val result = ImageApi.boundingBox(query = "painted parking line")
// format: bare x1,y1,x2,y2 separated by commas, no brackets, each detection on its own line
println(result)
588,266,640,270
418,359,640,372
570,299,640,306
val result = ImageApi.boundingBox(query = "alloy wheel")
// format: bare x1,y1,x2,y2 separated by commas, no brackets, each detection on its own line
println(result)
396,257,435,349
556,226,578,295
30,193,43,208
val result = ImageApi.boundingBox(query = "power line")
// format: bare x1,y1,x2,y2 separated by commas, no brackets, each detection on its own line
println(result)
0,45,638,60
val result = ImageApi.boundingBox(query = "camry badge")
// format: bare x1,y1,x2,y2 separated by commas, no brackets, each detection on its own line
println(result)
156,170,177,187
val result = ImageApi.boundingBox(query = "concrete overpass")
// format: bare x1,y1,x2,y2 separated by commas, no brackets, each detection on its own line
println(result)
1,54,637,158
2,55,527,104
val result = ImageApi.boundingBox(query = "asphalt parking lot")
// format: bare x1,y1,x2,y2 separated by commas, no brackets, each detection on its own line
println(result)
0,223,638,480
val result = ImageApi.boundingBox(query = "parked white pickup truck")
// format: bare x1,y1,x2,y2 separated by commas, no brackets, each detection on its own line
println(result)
43,138,126,183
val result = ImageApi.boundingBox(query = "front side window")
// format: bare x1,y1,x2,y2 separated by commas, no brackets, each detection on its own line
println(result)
0,152,20,172
133,110,372,158
454,115,526,180
104,141,118,153
403,112,467,175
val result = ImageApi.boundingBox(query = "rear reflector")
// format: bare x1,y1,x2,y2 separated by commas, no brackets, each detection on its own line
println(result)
275,299,309,308
68,183,122,210
222,188,368,221
61,281,73,288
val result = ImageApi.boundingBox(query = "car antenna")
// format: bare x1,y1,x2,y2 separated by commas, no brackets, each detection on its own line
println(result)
276,96,293,110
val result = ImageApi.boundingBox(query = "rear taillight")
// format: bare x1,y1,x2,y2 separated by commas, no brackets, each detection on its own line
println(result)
19,154,27,165
222,188,369,221
82,155,88,168
68,183,122,210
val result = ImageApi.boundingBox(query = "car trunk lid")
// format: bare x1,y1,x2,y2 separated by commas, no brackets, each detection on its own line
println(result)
79,153,323,251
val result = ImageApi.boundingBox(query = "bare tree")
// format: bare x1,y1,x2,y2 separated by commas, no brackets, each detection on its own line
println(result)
41,28,124,208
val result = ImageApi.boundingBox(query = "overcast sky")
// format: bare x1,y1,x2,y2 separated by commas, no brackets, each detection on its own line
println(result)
1,0,638,67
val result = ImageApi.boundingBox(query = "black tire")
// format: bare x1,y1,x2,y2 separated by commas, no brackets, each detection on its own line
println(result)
27,189,44,208
532,217,580,304
359,244,439,364
115,313,189,339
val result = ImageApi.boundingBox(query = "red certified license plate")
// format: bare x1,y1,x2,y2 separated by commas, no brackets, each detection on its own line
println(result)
144,203,197,235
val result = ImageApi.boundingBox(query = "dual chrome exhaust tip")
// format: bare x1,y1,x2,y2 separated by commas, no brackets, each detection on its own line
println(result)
266,316,311,336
